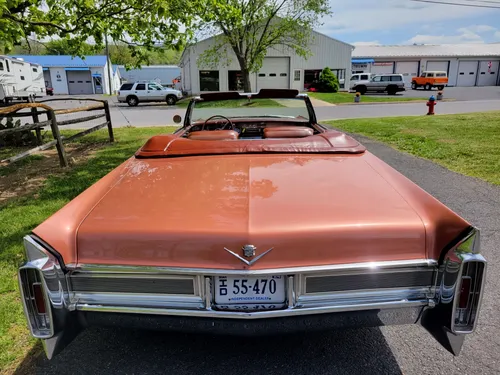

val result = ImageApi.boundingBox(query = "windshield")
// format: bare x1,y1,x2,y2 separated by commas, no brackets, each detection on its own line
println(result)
190,98,310,123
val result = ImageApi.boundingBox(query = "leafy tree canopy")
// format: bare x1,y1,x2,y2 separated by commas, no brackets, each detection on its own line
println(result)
9,40,182,66
1,0,198,65
195,0,332,91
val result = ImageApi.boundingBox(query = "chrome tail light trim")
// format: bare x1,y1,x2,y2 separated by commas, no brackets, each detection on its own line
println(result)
18,267,54,338
451,254,487,333
438,228,487,334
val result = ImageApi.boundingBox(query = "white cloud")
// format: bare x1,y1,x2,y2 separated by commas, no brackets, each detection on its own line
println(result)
405,32,483,44
319,0,490,35
459,25,496,33
495,31,500,40
352,41,381,46
402,24,498,44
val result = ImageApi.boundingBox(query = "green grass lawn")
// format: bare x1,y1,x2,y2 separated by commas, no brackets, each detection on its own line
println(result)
0,126,177,373
309,92,428,104
175,98,284,108
326,111,500,185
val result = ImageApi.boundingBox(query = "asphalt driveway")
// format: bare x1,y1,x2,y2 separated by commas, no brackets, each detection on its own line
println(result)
27,134,500,375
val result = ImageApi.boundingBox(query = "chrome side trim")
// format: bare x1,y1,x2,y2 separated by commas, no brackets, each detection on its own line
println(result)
77,299,430,319
66,259,437,276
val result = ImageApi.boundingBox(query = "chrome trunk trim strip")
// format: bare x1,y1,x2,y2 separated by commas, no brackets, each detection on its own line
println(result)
66,259,437,276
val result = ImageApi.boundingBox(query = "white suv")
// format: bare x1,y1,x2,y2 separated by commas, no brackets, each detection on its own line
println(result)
352,74,406,95
118,81,183,106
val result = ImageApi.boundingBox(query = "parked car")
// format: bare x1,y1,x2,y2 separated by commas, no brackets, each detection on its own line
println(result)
412,71,448,90
352,74,406,95
18,89,487,359
117,81,183,106
349,73,375,90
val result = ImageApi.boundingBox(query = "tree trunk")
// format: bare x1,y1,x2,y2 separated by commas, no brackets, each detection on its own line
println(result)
241,69,251,92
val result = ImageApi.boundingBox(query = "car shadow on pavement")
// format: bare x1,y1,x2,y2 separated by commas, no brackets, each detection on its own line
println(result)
30,327,403,375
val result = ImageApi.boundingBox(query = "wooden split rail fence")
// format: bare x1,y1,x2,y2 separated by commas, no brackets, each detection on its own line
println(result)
0,98,114,167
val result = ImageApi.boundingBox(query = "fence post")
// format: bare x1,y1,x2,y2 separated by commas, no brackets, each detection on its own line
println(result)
47,109,69,167
31,107,43,145
103,100,114,142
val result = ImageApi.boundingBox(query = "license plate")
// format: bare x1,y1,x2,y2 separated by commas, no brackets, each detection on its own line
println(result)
214,275,286,308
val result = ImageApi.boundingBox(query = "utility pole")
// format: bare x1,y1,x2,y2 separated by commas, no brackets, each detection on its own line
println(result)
105,32,113,95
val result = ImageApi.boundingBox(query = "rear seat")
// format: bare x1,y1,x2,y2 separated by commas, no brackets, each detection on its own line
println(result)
263,126,314,138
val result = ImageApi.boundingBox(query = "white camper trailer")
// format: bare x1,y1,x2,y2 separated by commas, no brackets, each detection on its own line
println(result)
0,55,45,104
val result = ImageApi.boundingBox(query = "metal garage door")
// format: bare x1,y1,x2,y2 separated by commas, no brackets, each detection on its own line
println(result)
257,58,290,90
457,61,478,87
395,61,419,87
67,71,93,94
477,60,499,86
426,61,449,73
371,62,394,74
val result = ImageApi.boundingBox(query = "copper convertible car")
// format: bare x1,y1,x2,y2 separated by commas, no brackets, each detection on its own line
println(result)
19,89,486,359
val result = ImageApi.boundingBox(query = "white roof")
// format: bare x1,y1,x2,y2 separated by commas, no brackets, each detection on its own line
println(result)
353,43,500,58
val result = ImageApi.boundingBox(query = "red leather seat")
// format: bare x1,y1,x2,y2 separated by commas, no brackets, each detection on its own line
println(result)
188,130,239,140
264,126,314,138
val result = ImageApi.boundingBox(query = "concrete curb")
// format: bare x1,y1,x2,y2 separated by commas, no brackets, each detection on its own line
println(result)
333,99,456,106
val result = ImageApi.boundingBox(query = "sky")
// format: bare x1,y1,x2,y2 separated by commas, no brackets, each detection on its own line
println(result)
317,0,500,45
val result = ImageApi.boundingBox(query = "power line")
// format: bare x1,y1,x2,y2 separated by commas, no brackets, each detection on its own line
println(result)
410,0,500,8
462,0,500,4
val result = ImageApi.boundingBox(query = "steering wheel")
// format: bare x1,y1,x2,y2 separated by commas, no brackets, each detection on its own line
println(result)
202,115,234,131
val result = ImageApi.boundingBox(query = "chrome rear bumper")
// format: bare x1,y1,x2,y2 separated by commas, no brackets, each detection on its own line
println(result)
18,231,486,359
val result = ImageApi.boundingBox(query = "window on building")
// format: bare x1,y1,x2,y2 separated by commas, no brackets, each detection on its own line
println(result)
32,67,38,73
120,83,134,90
0,62,3,71
294,70,300,81
20,76,25,80
280,73,287,77
199,70,219,91
269,73,277,77
136,83,146,90
228,70,243,91
329,68,346,81
6,60,10,72
258,73,266,77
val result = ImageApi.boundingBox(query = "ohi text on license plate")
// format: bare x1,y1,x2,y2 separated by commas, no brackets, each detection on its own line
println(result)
214,275,286,308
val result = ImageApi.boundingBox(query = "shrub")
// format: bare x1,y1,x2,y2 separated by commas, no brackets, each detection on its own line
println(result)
318,67,339,93
0,118,39,147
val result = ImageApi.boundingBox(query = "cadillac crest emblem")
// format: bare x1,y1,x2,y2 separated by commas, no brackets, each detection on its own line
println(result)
242,244,256,258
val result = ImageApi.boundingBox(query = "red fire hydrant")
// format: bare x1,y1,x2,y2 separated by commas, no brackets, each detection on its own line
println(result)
426,95,436,115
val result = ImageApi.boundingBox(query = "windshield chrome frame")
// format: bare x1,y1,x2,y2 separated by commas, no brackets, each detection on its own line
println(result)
182,92,317,128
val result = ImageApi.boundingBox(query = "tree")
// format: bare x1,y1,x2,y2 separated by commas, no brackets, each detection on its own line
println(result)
1,0,201,65
318,67,339,92
195,0,332,92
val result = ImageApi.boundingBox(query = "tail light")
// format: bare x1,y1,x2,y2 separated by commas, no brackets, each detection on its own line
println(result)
18,267,53,338
452,257,486,333
440,228,487,334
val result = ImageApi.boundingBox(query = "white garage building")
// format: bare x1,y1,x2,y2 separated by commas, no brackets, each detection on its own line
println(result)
11,55,117,95
352,44,500,87
180,31,354,95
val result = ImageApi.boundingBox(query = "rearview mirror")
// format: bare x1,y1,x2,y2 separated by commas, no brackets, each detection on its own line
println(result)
173,114,182,124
